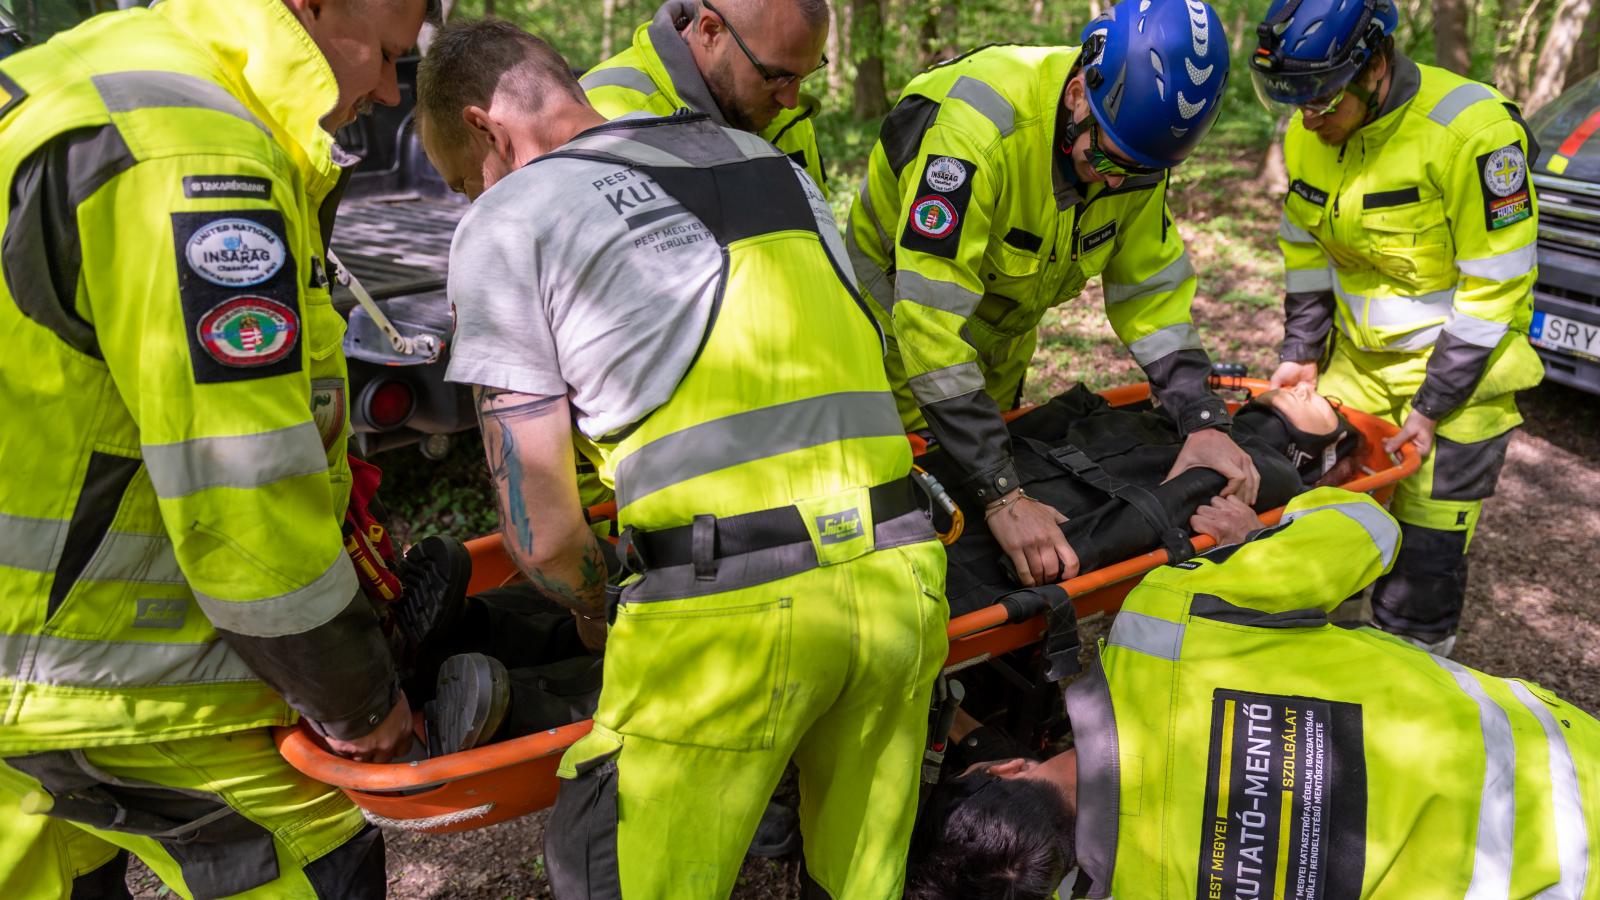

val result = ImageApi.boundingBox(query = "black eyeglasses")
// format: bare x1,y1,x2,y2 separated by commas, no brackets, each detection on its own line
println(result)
701,0,829,89
1085,113,1166,178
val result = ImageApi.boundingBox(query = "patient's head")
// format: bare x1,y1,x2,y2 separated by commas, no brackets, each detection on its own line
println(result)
907,756,1079,900
1250,384,1363,486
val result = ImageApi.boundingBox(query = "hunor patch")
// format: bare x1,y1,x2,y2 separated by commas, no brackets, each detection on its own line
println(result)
197,296,299,367
909,196,959,239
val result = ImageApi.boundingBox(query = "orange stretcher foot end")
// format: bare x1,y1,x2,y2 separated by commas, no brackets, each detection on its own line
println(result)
275,378,1418,832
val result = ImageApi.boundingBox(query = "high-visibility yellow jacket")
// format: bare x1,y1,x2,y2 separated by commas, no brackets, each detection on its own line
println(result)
1072,486,1600,898
550,117,914,553
846,44,1228,504
0,0,395,751
1278,54,1545,424
581,0,829,194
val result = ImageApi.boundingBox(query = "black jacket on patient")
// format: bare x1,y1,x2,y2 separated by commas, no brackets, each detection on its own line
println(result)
920,386,1308,615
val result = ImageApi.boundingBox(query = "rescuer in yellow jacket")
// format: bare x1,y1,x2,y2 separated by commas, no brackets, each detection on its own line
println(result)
1253,0,1544,656
417,22,948,899
582,0,829,193
908,487,1600,899
847,0,1263,590
0,0,431,896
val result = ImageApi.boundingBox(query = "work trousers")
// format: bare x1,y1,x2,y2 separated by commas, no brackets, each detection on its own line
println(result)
1320,337,1518,640
0,728,380,900
545,538,949,900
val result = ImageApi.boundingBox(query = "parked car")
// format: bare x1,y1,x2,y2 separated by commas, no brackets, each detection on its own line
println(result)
1528,72,1600,395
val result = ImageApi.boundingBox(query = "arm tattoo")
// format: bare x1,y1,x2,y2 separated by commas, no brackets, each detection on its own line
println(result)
476,388,563,556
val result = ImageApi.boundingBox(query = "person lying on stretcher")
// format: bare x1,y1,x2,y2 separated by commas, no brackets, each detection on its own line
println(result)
916,382,1363,616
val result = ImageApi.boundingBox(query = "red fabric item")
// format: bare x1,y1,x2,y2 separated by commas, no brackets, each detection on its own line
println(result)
345,455,402,603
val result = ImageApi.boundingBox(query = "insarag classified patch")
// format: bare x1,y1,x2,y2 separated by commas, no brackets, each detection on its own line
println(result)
1478,143,1533,231
901,154,978,259
1195,689,1367,900
172,210,301,383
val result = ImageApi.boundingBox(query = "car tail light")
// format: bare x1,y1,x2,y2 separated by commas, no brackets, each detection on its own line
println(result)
362,379,416,431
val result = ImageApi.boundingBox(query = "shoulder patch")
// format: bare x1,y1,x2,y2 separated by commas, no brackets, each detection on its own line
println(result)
1478,143,1532,231
172,210,301,383
182,175,273,201
0,69,26,122
1080,220,1118,254
1289,179,1329,207
899,154,978,259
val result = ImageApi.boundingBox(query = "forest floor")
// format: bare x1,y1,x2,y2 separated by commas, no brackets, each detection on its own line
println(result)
123,141,1600,900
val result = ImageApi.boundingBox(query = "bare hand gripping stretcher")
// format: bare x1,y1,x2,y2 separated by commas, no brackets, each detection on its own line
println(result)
275,378,1420,833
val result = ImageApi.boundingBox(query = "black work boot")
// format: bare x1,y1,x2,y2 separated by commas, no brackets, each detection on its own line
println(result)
747,800,801,858
390,535,472,667
428,653,511,757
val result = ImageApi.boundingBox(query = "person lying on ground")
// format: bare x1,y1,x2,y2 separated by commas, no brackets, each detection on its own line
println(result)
921,382,1364,614
907,487,1600,900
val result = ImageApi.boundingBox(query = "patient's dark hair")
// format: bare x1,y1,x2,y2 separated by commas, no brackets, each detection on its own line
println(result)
905,771,1077,900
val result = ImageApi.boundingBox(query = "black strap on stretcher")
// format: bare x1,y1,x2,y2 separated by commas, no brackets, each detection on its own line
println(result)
614,477,923,577
1020,438,1195,566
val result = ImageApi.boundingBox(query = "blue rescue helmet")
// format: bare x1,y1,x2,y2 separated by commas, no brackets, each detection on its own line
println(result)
1249,0,1398,112
1077,0,1231,171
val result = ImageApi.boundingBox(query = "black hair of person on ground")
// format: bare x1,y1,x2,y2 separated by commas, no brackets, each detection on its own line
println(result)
918,383,1363,615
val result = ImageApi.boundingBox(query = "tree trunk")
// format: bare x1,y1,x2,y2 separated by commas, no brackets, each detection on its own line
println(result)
827,1,846,94
919,2,958,68
482,0,495,18
1032,0,1047,25
1564,0,1600,88
1526,0,1598,114
851,0,888,119
602,0,616,58
1433,0,1472,74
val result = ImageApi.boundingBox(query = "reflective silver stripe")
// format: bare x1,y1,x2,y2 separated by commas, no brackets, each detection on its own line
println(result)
948,76,1015,137
1435,656,1516,900
142,422,327,499
895,270,981,317
615,391,904,508
579,66,659,96
1384,323,1445,352
1104,252,1195,305
1445,312,1510,348
559,133,693,168
193,553,358,638
78,532,185,585
1282,500,1399,568
846,227,893,302
0,631,259,688
1333,280,1455,330
1506,680,1590,899
1285,266,1333,292
1127,322,1203,366
1278,212,1316,244
91,71,268,134
1108,610,1184,660
1428,83,1496,127
0,513,67,573
908,362,986,405
859,179,893,255
1459,244,1537,282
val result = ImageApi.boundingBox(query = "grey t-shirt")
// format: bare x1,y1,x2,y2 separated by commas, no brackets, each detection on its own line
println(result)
444,129,844,440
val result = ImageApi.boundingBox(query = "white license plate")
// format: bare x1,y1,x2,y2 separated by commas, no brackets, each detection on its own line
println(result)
1530,310,1600,361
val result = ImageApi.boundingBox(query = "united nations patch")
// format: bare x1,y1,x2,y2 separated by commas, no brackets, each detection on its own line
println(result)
1477,143,1533,231
173,210,301,383
900,153,978,259
909,195,959,239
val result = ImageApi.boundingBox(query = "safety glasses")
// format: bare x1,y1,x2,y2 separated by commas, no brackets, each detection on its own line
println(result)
702,0,829,89
1085,114,1166,178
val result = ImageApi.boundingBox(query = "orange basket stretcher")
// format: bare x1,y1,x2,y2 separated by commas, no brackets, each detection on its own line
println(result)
275,377,1420,833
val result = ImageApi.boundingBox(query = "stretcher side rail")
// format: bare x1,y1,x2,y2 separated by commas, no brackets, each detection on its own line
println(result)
274,377,1419,832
